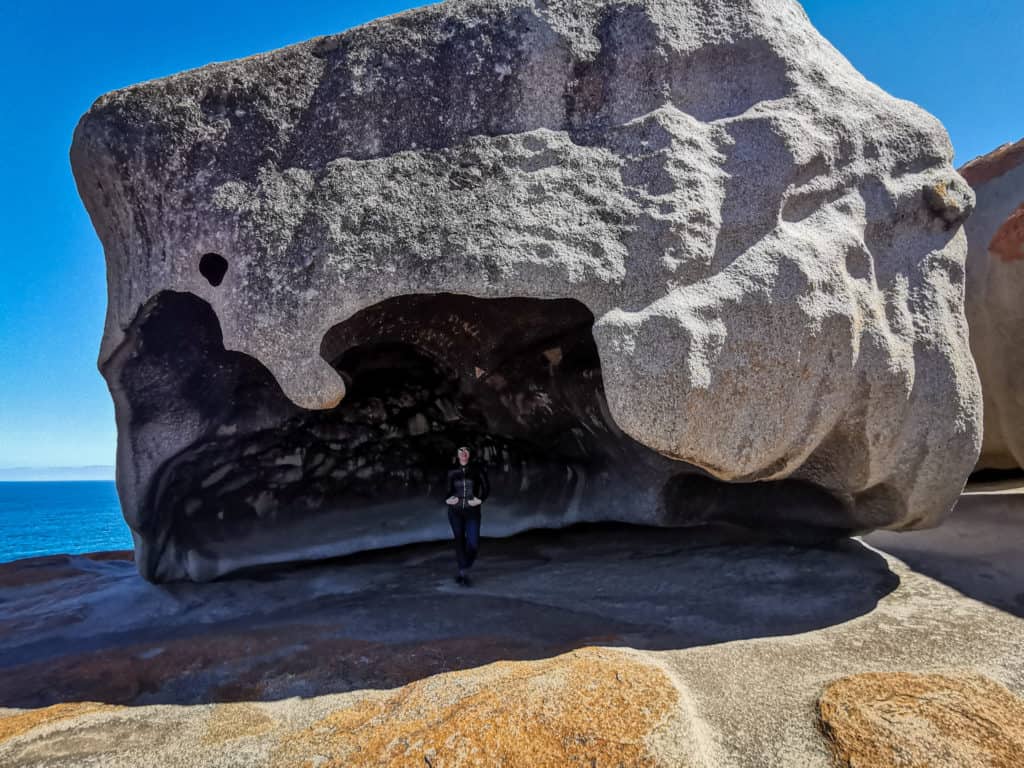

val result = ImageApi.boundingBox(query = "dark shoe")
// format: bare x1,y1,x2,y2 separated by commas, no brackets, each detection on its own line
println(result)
454,573,465,585
460,573,472,587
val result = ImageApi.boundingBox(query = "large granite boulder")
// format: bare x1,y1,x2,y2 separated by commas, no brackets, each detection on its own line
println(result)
70,0,980,582
959,138,1024,472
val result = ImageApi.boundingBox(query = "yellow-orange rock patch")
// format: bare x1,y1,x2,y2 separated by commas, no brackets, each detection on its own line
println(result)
273,645,681,767
818,671,1024,768
0,702,121,745
989,202,1024,262
201,702,276,744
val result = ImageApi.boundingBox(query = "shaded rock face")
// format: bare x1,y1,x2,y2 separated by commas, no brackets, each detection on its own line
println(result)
71,0,980,581
123,290,703,580
959,138,1024,472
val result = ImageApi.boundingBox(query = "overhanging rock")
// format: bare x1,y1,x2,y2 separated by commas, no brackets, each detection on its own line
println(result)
70,0,981,581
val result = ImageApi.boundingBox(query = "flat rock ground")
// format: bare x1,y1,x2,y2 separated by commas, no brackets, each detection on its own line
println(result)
0,484,1021,767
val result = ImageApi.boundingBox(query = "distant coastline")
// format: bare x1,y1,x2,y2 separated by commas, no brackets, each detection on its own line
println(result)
0,465,115,482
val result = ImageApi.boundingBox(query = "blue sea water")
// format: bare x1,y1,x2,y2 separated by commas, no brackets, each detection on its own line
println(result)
0,481,133,563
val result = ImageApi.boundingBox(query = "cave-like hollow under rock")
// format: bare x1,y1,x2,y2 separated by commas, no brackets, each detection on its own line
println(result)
111,290,857,582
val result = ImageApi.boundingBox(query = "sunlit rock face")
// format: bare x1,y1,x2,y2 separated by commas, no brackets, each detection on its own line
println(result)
71,0,980,581
959,138,1024,472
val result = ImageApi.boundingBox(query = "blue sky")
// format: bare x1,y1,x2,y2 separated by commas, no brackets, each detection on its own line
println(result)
0,0,1020,470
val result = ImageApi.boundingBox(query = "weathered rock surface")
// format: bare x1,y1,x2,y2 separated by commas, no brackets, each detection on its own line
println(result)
70,0,980,581
1,489,1023,767
959,137,1024,471
818,672,1024,768
271,646,693,767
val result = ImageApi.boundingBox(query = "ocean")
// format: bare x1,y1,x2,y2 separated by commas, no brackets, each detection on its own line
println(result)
0,481,133,563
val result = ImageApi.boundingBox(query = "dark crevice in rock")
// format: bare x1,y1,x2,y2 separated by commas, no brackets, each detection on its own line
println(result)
661,472,856,538
968,467,1024,484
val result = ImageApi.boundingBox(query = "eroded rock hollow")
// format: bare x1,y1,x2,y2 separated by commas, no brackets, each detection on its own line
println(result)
71,0,982,581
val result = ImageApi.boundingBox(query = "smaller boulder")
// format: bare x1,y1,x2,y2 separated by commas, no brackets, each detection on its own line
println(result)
959,138,1024,471
271,646,700,767
818,671,1024,767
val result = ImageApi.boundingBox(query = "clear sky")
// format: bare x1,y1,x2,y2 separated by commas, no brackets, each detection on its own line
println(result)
0,0,1020,470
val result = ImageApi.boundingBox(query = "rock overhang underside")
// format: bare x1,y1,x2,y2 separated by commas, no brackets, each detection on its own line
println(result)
70,0,982,581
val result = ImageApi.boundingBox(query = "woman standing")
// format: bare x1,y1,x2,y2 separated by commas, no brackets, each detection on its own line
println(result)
444,445,490,586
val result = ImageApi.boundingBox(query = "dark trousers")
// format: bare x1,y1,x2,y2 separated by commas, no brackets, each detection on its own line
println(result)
447,505,481,570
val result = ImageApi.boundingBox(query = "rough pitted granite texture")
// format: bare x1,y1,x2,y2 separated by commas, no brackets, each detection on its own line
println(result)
818,672,1024,768
71,0,980,581
959,137,1024,471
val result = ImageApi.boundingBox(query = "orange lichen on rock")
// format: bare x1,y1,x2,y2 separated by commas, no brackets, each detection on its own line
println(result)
0,702,121,745
959,137,1024,186
818,671,1024,768
989,202,1024,262
272,645,682,768
201,703,276,745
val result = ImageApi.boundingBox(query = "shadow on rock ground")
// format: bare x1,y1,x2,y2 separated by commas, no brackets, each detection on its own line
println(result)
0,522,898,708
864,481,1024,619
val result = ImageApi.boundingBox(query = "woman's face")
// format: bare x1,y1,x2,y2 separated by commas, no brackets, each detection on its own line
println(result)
457,449,470,465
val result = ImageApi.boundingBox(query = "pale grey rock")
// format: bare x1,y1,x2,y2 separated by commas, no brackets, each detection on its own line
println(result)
70,0,981,581
959,138,1024,471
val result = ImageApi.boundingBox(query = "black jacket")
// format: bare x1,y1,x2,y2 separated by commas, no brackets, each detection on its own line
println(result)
445,461,490,510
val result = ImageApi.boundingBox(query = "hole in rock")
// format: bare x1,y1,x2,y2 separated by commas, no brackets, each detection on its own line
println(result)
198,253,228,286
116,291,852,581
